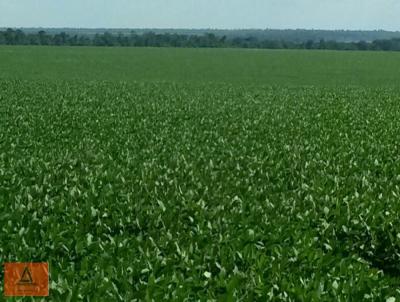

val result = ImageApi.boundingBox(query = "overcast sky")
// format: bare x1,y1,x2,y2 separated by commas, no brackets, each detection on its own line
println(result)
0,0,399,30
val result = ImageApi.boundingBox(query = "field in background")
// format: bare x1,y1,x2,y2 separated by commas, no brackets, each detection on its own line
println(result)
1,46,400,86
1,46,400,300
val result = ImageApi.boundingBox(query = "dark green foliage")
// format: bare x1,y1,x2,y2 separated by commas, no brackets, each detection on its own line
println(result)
8,28,400,43
1,81,400,300
2,28,400,51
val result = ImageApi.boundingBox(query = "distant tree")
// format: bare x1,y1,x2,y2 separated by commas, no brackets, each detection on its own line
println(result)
27,34,40,45
14,29,26,44
325,40,339,50
116,33,130,46
93,34,104,46
305,40,314,49
4,28,16,44
38,30,50,45
53,32,69,45
220,35,227,45
68,35,78,46
391,39,400,51
0,32,5,44
102,32,116,46
77,35,91,46
356,40,369,51
2,28,400,51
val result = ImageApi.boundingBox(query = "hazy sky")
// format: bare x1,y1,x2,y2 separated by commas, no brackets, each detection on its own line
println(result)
0,0,399,30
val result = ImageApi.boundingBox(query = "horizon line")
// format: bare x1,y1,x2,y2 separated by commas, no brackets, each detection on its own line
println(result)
0,26,399,33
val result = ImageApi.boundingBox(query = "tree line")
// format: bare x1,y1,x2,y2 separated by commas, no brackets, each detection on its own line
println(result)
1,28,400,51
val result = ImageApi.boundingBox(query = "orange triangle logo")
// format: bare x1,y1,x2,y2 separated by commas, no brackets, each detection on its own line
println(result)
4,262,49,296
18,266,34,285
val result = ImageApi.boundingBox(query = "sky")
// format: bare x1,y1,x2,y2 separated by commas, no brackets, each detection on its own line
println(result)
0,0,399,31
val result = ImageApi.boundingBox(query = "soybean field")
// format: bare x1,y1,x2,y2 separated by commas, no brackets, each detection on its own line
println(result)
1,47,400,301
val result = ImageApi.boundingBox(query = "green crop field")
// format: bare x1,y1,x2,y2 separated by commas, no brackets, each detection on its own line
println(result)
1,46,400,301
1,46,400,86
